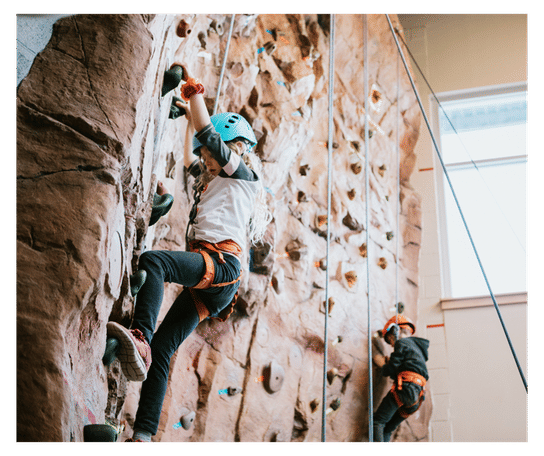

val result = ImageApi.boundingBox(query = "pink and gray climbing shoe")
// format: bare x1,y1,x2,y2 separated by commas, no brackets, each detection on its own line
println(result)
106,321,151,382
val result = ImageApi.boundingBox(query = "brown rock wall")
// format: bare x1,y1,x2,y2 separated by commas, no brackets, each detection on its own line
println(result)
17,13,428,442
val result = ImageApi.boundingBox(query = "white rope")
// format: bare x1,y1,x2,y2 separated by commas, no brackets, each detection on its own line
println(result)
363,14,374,442
321,13,335,443
213,14,235,116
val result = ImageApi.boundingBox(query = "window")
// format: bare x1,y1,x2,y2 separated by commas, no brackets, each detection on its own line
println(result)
432,83,527,299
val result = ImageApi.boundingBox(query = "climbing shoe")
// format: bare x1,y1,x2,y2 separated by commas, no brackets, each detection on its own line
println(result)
130,270,147,297
149,193,174,226
106,322,151,382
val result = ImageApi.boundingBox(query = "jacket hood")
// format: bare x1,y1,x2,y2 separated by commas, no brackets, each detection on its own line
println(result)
410,336,430,361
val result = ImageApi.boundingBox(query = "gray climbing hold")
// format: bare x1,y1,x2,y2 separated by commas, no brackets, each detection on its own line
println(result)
264,360,285,394
180,410,196,430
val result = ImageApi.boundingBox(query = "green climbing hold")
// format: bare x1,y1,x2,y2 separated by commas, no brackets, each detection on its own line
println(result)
150,193,174,226
169,96,186,119
130,270,147,297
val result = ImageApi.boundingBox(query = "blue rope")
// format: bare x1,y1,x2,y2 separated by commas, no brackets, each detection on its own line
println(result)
385,14,527,393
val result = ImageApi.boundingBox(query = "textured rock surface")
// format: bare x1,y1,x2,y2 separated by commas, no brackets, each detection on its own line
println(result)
17,14,428,442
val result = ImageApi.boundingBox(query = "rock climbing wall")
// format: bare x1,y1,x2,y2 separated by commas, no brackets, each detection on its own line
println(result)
16,14,427,442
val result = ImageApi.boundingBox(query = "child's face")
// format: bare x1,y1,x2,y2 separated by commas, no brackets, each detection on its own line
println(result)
200,146,221,176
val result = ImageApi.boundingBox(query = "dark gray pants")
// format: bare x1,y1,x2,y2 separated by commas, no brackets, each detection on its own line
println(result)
132,249,241,435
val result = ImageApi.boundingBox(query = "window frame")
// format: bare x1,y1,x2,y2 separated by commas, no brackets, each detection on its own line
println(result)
429,81,528,299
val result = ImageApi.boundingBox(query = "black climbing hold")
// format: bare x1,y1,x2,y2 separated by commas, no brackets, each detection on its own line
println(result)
83,424,118,442
227,386,243,396
169,96,186,119
102,337,120,366
130,270,147,297
162,65,183,97
150,193,174,226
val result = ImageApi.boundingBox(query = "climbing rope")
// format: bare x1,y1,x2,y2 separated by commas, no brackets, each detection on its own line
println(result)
385,14,528,393
213,14,235,116
395,40,401,328
321,13,335,443
363,14,374,442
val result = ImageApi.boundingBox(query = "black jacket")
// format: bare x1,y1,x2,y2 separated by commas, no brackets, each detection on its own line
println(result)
382,336,430,381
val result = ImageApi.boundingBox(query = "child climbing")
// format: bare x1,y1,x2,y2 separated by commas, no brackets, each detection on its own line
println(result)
106,64,271,442
372,315,429,442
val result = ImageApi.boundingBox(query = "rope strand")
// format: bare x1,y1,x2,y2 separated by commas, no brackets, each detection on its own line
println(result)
213,14,235,116
363,14,374,441
321,13,335,443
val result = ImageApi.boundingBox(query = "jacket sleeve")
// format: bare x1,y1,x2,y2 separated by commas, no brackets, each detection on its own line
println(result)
381,340,407,379
195,123,258,181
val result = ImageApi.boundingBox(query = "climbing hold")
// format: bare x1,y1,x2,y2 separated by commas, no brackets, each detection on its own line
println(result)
264,41,277,55
285,239,308,261
263,360,285,394
342,212,364,231
271,268,285,294
297,190,308,203
102,337,120,366
326,398,341,415
331,398,341,410
378,257,388,269
321,297,335,316
161,65,183,97
228,386,243,396
176,19,191,38
130,270,147,297
150,193,174,226
378,164,387,177
210,19,224,35
350,162,362,175
347,189,356,200
386,231,394,241
316,214,328,230
331,335,343,346
169,96,186,119
83,423,118,442
277,81,287,88
327,367,339,385
198,31,207,49
396,302,405,313
359,243,367,258
299,164,311,176
370,86,383,112
344,271,357,288
318,258,327,271
178,410,196,430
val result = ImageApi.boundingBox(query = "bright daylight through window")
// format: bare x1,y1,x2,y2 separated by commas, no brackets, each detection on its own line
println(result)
435,85,527,299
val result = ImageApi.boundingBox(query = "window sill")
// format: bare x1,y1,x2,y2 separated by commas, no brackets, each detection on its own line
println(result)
440,292,527,310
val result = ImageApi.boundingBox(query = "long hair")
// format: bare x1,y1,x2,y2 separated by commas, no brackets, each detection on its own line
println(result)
194,140,272,245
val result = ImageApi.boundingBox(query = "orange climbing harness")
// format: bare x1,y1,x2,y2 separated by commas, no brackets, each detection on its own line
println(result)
390,371,427,418
188,240,243,323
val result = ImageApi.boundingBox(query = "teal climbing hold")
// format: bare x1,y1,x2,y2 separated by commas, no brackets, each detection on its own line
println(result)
150,193,174,226
130,270,147,297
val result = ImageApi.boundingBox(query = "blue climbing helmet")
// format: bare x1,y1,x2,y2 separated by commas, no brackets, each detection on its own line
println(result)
192,112,257,155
